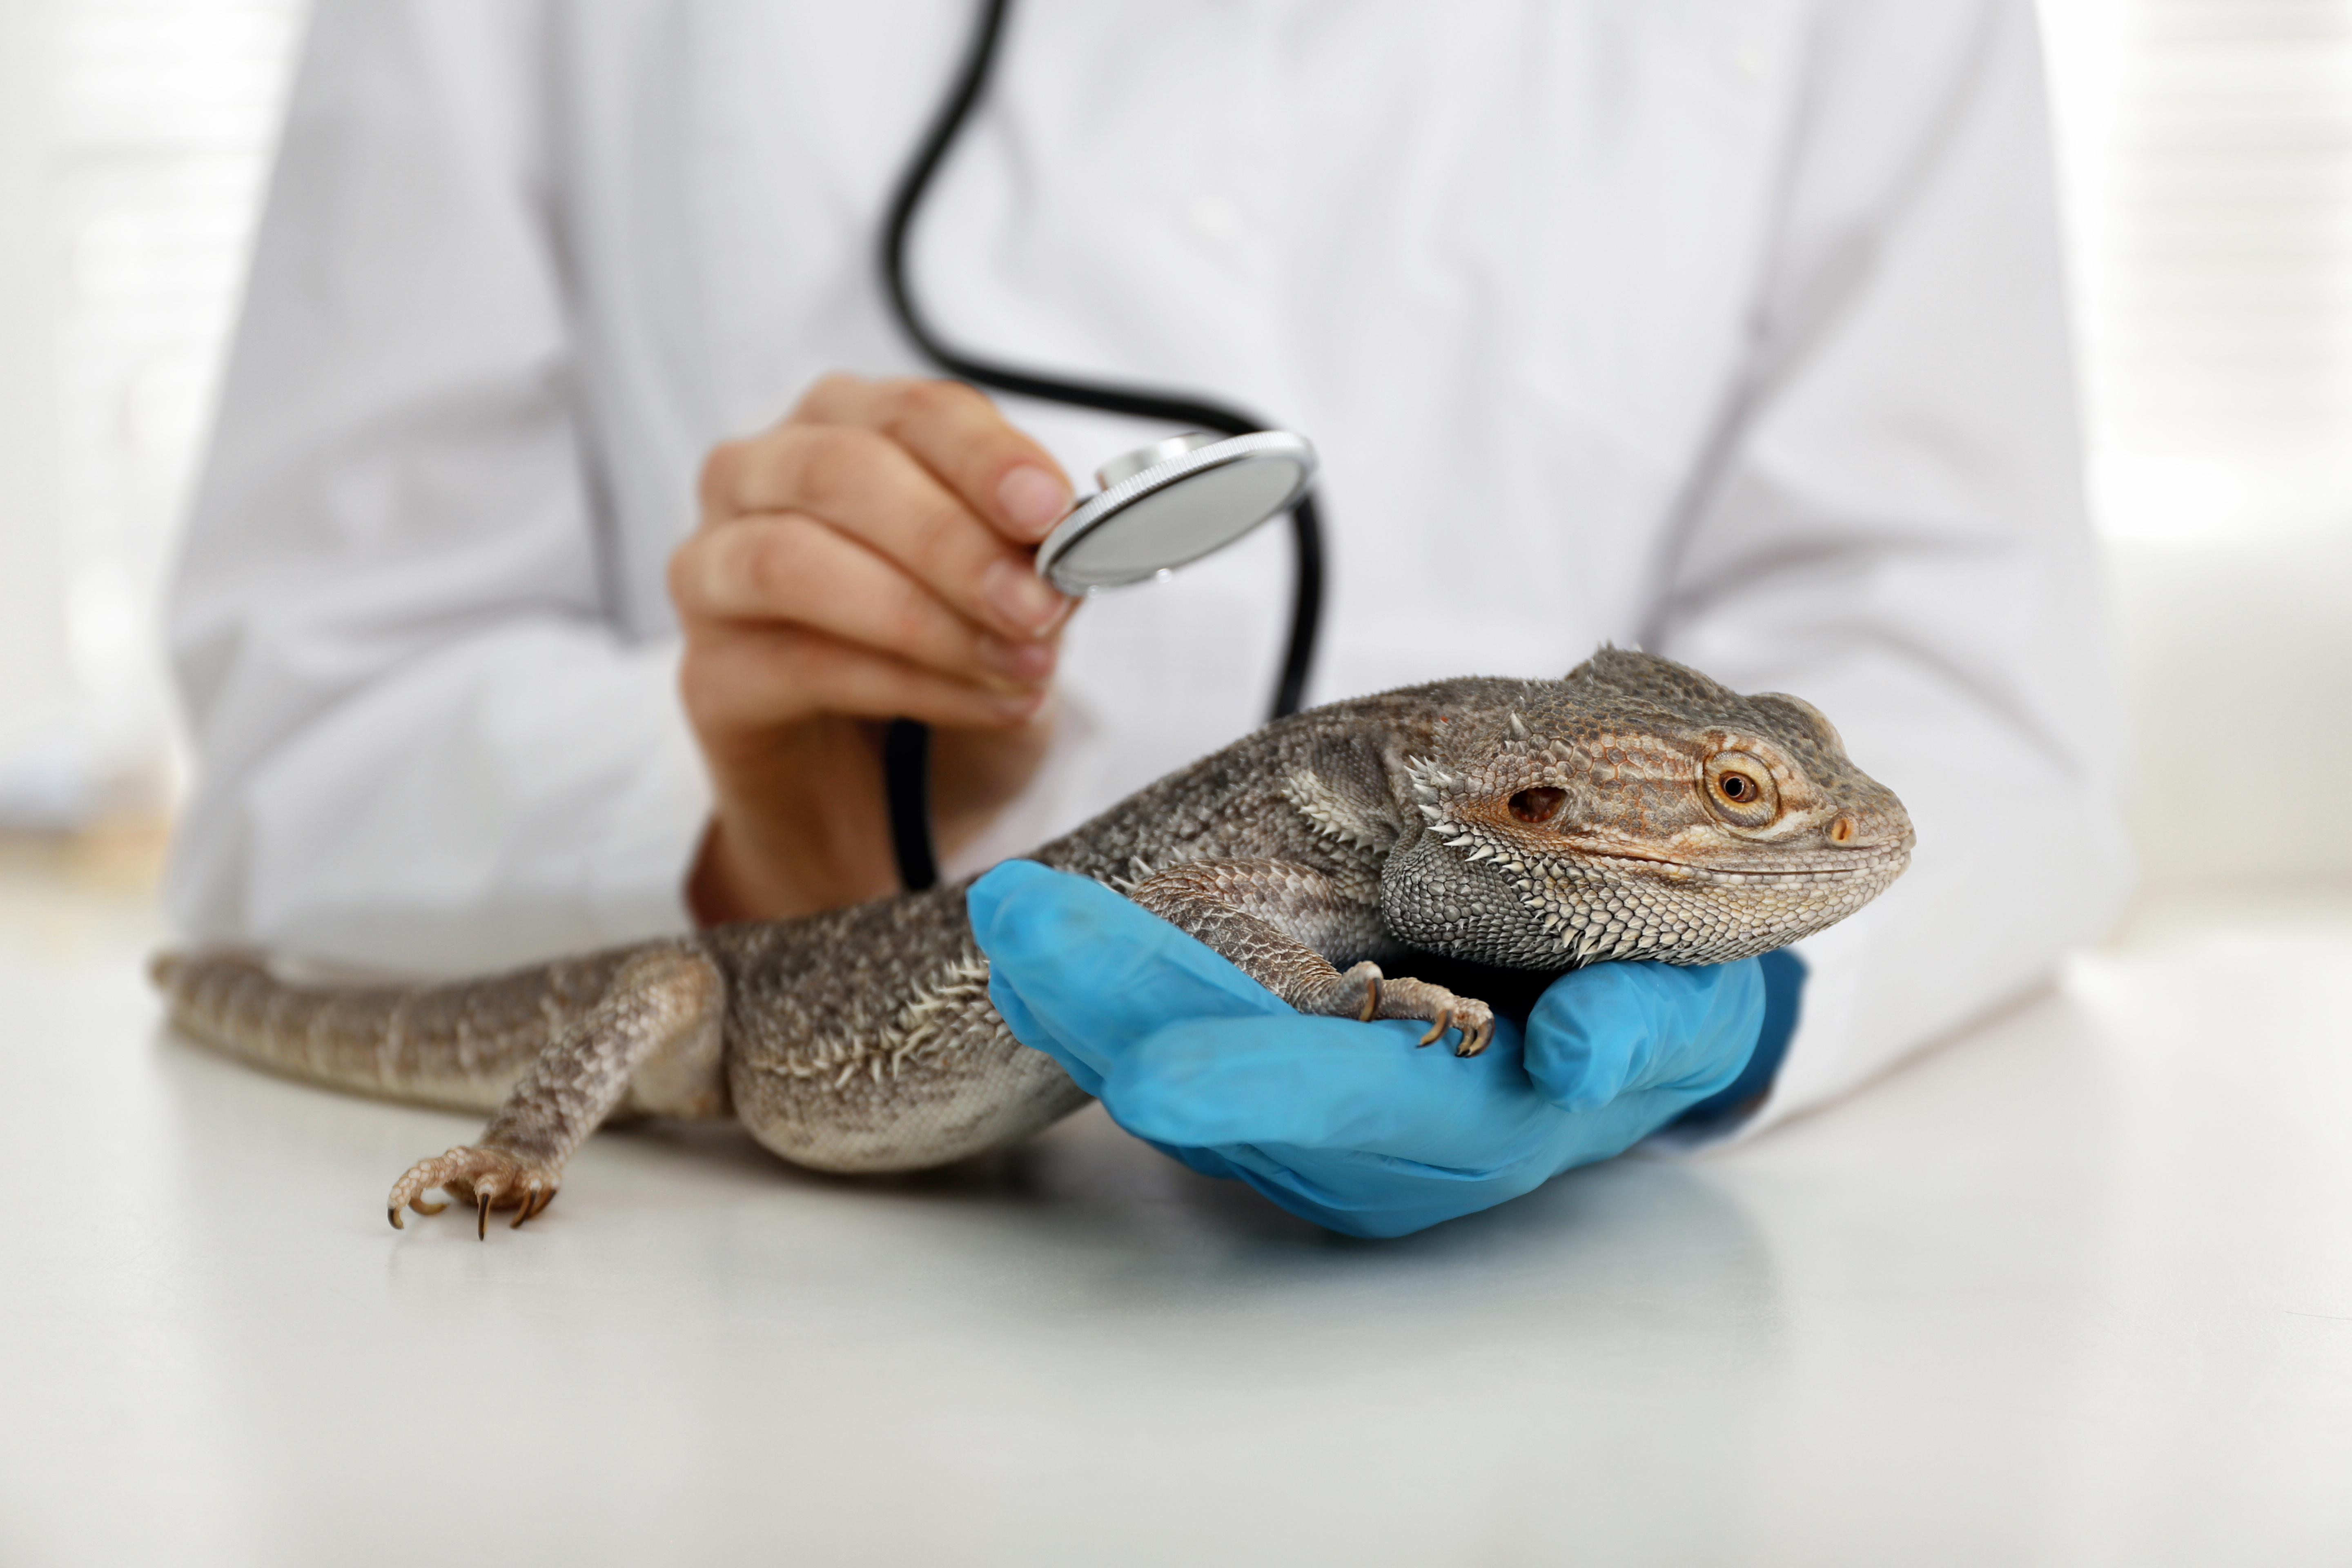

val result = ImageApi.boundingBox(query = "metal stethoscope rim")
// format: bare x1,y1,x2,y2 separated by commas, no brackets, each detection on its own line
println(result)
1039,430,1318,593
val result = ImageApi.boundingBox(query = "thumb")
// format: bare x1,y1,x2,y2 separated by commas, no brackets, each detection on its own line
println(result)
1522,959,1764,1112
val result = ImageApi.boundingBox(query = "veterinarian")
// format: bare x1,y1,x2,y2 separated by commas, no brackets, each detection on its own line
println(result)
166,0,2130,1232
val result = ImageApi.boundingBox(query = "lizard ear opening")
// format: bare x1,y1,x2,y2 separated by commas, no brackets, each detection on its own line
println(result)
1508,787,1566,824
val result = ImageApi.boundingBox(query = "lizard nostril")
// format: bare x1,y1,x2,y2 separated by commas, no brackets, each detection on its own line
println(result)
1830,815,1855,843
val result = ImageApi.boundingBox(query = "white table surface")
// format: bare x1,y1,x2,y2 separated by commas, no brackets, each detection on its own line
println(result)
3,866,2348,1568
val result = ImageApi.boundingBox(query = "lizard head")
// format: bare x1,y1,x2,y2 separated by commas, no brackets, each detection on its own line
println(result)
1382,646,1913,969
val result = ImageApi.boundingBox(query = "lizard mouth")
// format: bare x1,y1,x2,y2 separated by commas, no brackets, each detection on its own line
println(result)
1552,842,1910,884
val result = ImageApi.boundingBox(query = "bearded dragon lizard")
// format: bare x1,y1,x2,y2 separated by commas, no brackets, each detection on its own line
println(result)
151,648,1912,1236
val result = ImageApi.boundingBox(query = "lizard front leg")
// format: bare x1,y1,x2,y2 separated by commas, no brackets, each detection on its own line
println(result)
1128,859,1495,1055
388,942,723,1236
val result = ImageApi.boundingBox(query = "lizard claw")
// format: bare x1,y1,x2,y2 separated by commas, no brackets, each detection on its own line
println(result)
386,1191,451,1230
1453,1014,1496,1058
1303,970,1496,1057
387,1145,562,1238
1331,961,1384,1024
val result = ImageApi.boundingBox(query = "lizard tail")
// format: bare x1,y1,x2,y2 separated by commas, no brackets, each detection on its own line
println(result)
149,947,633,1115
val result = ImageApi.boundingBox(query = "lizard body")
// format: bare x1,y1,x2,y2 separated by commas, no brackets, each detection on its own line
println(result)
151,648,1912,1234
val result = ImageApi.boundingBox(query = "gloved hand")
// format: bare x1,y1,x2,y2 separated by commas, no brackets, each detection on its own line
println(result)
969,860,1786,1239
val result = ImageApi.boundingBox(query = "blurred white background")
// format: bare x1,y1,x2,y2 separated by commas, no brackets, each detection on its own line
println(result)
0,0,2346,887
0,0,302,836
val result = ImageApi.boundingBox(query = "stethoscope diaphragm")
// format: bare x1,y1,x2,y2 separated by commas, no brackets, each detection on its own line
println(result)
1036,430,1317,593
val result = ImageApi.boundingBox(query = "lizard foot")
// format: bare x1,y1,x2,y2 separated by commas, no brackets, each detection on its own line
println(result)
1305,964,1496,1057
388,1145,561,1238
1368,976,1496,1058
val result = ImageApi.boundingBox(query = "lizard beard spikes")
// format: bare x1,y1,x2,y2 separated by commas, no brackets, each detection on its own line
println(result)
154,646,1909,1232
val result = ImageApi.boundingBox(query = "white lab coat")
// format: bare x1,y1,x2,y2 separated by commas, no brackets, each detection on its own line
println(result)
168,0,2134,1141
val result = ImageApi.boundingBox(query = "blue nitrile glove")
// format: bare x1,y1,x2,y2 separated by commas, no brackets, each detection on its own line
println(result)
969,861,1792,1239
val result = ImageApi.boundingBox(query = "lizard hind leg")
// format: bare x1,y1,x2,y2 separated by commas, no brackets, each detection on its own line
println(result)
385,942,724,1237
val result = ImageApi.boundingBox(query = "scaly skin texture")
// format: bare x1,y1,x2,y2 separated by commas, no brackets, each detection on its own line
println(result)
149,648,1913,1235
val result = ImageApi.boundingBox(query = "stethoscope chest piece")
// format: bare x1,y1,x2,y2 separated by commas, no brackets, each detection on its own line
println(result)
1036,430,1317,593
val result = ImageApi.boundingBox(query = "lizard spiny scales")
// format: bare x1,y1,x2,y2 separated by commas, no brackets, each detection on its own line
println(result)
150,648,1913,1234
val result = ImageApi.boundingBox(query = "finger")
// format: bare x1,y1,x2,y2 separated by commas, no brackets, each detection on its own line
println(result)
1522,958,1765,1112
964,862,1292,1078
1097,1015,1548,1162
793,373,1074,543
684,621,1049,734
708,423,1069,641
982,964,1107,1096
673,512,1056,692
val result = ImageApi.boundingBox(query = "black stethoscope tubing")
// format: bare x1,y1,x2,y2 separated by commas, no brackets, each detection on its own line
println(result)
876,0,1325,891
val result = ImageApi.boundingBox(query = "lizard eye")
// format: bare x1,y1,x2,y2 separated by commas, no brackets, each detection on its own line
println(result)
1508,787,1565,824
1703,751,1780,828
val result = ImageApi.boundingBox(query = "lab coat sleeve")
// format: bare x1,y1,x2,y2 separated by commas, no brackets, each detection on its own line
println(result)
1648,0,2134,1138
164,0,710,974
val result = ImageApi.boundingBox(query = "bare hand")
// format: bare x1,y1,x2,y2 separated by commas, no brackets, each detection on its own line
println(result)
670,374,1076,922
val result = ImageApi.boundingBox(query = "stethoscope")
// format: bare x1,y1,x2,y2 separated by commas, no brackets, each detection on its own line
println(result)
876,0,1326,891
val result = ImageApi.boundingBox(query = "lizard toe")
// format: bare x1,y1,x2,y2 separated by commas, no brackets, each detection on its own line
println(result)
387,1145,560,1238
1452,1005,1497,1058
1334,961,1383,1023
1365,977,1493,1058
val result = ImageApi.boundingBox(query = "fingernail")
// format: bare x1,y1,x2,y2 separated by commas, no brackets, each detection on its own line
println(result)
978,634,1055,684
997,465,1070,539
984,558,1067,633
989,688,1048,721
